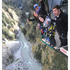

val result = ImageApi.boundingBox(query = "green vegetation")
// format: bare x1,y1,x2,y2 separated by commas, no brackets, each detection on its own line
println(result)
20,25,27,35
2,2,8,12
2,12,13,27
2,11,15,40
2,2,22,41
34,49,42,63
2,27,15,40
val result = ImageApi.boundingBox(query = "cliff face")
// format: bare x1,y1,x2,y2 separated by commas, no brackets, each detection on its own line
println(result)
2,2,22,41
2,41,21,70
2,2,22,70
2,0,33,11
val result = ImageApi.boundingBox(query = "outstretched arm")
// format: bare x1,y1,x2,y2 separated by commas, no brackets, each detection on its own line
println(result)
27,17,38,22
28,18,35,21
27,18,35,22
51,19,56,22
39,0,45,11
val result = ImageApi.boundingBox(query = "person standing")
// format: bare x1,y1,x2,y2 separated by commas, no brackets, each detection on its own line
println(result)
52,5,68,48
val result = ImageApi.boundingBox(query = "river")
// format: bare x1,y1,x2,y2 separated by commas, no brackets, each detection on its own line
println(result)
18,29,42,70
6,29,42,70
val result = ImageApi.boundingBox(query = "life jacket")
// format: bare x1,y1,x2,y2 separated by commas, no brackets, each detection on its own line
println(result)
47,24,55,37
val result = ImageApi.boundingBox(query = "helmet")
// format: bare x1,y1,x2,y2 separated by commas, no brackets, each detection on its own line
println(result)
34,4,38,9
43,16,51,27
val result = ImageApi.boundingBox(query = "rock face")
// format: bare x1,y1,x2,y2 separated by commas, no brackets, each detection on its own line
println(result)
5,45,28,70
2,0,22,5
6,59,28,70
3,0,33,11
2,41,21,70
2,0,30,8
2,45,13,70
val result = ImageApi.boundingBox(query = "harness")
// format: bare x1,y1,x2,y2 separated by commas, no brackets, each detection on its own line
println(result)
46,24,55,37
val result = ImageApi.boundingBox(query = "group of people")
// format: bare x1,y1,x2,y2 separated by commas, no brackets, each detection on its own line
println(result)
27,0,68,49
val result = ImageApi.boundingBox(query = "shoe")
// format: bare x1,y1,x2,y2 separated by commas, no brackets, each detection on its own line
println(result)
54,45,62,49
54,46,60,49
61,45,68,48
54,45,68,49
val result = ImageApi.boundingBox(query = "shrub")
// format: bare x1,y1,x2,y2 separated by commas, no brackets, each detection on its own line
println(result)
2,20,6,26
2,34,5,39
2,12,13,28
8,24,11,29
20,25,27,35
2,2,8,12
2,12,11,24
41,45,46,50
2,28,15,40
28,33,36,42
23,28,27,35
34,50,42,63
9,12,13,18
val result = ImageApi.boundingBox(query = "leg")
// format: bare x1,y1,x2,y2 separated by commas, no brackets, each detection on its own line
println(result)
59,37,67,46
49,36,56,46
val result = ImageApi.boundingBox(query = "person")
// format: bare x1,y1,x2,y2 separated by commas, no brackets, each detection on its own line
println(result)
34,0,47,16
27,0,47,22
27,11,39,22
38,15,56,46
27,10,56,46
27,11,46,38
52,5,68,48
